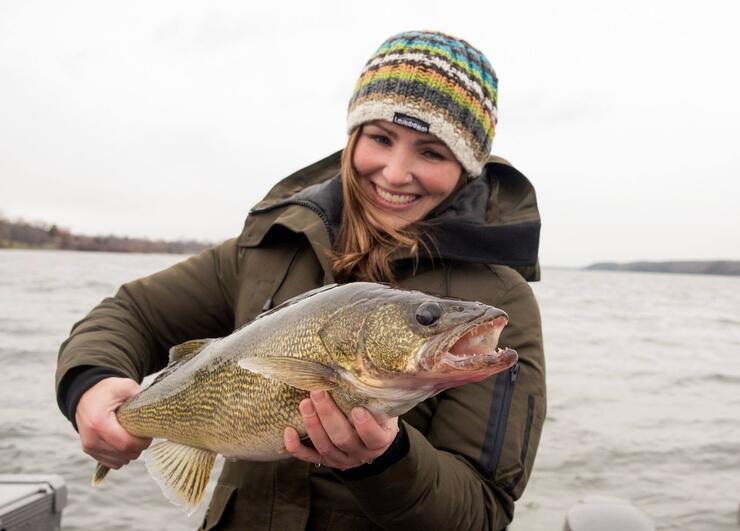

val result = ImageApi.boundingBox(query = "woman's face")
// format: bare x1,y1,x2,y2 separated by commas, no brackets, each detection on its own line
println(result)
352,120,464,231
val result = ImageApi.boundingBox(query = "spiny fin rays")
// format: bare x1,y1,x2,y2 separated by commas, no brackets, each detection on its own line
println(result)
92,463,110,486
151,339,217,387
168,338,214,364
143,440,217,512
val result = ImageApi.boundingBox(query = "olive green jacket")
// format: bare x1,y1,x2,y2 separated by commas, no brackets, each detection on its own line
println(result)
56,151,546,531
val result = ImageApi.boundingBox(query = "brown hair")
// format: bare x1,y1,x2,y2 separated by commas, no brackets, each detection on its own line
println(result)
329,128,428,283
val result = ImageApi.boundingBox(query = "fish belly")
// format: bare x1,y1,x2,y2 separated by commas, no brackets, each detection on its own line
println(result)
118,365,308,460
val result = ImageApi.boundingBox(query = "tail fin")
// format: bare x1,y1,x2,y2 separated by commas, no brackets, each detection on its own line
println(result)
92,463,110,486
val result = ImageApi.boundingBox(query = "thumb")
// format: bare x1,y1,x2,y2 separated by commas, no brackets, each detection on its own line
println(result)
104,378,143,409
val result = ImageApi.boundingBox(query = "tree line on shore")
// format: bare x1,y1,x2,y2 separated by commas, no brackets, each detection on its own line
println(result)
586,260,740,276
0,217,212,254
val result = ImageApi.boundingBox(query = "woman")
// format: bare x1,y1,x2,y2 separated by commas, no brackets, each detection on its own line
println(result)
56,30,545,530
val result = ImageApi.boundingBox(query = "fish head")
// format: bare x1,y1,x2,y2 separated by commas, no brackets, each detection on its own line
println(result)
319,284,518,398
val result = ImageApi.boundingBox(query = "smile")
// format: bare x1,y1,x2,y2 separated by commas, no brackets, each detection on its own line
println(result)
372,183,420,206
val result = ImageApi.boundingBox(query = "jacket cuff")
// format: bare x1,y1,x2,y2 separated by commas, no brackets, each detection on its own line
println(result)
333,422,410,480
336,421,437,501
57,365,127,431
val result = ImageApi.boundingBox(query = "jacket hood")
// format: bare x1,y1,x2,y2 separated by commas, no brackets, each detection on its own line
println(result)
240,150,541,281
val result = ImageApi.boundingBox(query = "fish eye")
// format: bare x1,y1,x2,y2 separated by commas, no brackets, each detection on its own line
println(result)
416,302,444,326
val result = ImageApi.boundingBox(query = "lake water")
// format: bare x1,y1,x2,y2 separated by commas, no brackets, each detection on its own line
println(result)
1,249,738,530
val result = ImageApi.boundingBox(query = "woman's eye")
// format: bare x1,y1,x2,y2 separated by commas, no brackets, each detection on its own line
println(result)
370,134,391,146
423,150,445,160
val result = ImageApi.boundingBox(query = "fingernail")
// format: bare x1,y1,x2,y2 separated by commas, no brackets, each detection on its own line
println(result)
300,400,315,415
352,408,368,422
310,390,326,402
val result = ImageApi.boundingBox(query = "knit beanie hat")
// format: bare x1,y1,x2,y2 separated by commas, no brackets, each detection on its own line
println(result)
347,30,498,177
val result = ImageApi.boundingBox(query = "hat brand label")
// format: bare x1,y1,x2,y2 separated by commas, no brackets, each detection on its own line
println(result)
393,113,430,134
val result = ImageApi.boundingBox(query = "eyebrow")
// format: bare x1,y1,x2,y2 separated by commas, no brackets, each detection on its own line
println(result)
370,122,448,148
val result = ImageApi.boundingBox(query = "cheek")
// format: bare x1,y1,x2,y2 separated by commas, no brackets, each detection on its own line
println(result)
420,165,463,197
352,137,380,176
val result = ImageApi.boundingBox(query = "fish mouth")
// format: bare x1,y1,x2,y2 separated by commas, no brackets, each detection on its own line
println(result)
420,310,518,381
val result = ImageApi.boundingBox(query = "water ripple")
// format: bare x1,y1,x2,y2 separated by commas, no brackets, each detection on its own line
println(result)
671,372,740,386
3,255,740,530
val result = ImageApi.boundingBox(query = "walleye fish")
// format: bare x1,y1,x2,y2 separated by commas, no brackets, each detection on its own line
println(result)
93,282,518,509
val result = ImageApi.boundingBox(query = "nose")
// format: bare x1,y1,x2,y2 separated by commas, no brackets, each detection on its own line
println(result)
382,149,414,186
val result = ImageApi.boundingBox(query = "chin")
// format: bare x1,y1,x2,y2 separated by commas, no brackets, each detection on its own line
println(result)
370,211,418,232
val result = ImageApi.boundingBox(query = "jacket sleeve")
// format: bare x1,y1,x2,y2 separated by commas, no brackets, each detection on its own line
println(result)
339,268,546,531
55,239,241,421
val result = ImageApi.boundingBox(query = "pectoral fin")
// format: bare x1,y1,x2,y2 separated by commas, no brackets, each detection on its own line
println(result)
144,440,216,513
237,356,339,391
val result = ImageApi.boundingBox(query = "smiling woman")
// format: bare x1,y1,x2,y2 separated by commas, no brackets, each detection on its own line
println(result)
330,120,468,282
355,121,464,225
55,30,545,531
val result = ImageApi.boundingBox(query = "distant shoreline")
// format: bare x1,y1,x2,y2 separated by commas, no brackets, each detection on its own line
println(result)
0,218,212,255
585,261,740,276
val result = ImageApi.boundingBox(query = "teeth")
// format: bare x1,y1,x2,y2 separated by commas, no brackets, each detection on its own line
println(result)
375,185,417,204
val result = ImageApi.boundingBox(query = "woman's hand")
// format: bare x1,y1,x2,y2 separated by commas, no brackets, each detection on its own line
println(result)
75,377,152,469
283,390,399,470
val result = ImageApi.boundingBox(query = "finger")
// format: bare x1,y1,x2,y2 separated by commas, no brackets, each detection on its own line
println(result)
283,427,322,464
101,416,151,454
81,433,142,464
352,409,399,451
80,432,147,468
97,446,144,462
91,430,148,459
110,378,143,400
94,454,131,469
309,391,362,452
81,438,134,468
300,398,349,464
82,444,124,464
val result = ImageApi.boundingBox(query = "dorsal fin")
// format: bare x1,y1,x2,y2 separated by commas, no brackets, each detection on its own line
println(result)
169,338,214,363
252,284,338,321
152,338,216,386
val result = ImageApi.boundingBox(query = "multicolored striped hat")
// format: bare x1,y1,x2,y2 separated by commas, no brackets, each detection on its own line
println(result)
347,30,498,177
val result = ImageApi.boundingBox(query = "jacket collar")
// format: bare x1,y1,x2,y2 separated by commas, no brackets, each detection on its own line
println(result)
238,150,541,281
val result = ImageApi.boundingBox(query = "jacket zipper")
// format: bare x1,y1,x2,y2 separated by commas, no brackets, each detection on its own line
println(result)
504,394,535,493
483,362,520,477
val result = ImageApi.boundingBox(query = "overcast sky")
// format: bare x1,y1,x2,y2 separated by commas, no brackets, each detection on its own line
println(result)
1,0,738,267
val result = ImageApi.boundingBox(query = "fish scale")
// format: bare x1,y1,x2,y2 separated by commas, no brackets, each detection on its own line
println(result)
93,282,517,511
